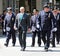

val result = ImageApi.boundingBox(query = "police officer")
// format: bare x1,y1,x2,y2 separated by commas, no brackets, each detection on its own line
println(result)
31,9,41,47
52,8,60,45
38,5,54,51
51,8,58,47
4,7,16,47
14,7,30,51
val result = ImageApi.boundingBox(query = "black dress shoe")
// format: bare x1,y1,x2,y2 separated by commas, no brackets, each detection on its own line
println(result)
44,46,48,51
21,48,25,51
13,44,15,47
4,43,8,47
31,45,34,47
38,44,41,47
52,45,56,47
45,48,48,51
44,45,48,51
57,42,59,44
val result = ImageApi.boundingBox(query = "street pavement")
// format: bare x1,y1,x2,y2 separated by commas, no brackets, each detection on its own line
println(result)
0,35,60,56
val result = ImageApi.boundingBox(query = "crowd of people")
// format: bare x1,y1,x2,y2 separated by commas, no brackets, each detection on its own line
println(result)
0,4,60,51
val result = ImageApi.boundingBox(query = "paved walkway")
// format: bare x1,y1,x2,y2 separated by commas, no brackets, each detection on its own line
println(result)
0,36,60,56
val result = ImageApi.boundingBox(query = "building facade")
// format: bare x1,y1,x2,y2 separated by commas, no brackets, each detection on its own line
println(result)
0,0,3,14
0,0,60,35
0,0,60,14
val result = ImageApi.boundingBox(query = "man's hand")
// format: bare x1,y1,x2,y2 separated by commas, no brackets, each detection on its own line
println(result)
3,29,6,32
14,26,17,30
28,28,31,32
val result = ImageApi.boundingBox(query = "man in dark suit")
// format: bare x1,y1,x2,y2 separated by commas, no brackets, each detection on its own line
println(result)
14,7,30,51
38,5,54,51
4,7,16,47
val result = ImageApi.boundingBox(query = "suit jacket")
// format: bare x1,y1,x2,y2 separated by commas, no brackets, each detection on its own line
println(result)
16,13,30,31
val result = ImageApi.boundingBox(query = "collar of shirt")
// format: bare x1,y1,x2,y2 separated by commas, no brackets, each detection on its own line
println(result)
19,13,24,21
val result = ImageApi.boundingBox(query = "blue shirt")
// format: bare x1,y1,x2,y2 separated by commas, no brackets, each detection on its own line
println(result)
19,13,24,21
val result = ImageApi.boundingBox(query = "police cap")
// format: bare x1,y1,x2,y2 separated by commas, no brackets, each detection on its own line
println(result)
43,4,49,8
7,7,12,11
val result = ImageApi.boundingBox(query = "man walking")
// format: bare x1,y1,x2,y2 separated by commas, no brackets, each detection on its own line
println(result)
14,7,30,51
38,5,54,51
4,7,16,47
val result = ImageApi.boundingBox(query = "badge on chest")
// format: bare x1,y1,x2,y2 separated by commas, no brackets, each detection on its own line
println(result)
12,18,14,21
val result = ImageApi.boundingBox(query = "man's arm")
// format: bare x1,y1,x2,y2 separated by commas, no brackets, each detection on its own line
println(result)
38,11,41,28
14,14,18,30
3,15,7,32
26,14,31,31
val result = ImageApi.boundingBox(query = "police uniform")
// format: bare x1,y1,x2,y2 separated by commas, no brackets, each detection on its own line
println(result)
56,13,60,44
31,14,41,47
4,8,16,47
39,7,54,51
51,9,60,47
16,13,30,51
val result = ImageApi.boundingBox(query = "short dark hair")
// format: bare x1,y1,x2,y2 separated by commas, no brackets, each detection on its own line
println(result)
9,9,12,11
36,9,39,12
33,9,39,12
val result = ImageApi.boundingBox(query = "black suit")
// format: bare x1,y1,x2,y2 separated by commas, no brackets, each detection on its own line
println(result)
16,13,30,50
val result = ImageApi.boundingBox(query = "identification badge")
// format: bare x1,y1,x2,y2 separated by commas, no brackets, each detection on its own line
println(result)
12,18,14,20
